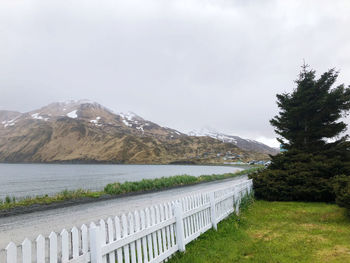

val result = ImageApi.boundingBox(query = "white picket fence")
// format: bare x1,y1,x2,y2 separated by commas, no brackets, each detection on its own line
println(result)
1,179,253,263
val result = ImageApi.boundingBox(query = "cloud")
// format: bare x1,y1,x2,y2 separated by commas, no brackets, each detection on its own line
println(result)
0,0,349,147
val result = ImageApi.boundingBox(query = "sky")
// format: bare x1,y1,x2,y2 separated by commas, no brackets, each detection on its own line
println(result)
1,0,350,147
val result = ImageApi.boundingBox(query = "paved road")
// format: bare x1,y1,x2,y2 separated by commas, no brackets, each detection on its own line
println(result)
0,176,247,249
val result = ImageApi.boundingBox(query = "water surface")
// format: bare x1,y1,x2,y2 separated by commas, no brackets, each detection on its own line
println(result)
0,164,242,199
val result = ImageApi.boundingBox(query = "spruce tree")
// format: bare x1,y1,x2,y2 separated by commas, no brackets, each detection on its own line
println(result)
270,64,350,152
251,65,350,202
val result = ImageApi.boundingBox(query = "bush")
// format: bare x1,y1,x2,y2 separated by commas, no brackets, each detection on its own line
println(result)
332,175,350,213
250,150,349,202
5,196,11,204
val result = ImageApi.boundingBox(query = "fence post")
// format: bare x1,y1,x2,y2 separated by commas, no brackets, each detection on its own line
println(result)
209,192,217,230
235,188,241,215
173,202,186,252
90,224,103,263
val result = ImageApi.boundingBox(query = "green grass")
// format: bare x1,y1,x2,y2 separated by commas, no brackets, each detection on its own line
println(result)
0,167,260,211
0,189,105,210
168,200,350,263
104,168,259,195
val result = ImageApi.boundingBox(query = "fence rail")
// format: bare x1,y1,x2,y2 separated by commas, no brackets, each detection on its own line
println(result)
1,179,253,263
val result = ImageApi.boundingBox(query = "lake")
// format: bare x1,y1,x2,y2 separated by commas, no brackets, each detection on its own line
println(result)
0,164,242,199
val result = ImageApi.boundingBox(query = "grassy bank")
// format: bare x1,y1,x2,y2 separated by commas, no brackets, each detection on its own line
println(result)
0,167,259,212
104,169,258,195
168,200,350,263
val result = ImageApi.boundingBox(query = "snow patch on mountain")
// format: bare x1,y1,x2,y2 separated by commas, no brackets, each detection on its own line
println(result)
67,110,78,118
188,128,238,144
188,128,279,154
90,116,101,125
119,111,147,128
122,119,132,127
2,119,16,128
119,112,137,121
1,115,21,128
31,113,49,121
136,125,144,134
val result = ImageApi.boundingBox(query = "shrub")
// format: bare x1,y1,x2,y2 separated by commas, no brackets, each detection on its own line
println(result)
332,175,350,213
250,150,349,202
5,196,11,204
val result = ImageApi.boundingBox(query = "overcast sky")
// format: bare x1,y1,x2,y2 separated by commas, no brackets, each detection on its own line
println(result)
1,0,350,147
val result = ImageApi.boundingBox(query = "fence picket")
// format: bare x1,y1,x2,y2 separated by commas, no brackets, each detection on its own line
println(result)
114,216,123,263
155,205,163,255
160,204,167,253
49,232,57,263
98,220,107,263
181,199,188,238
169,202,176,247
150,206,158,258
164,204,171,250
89,223,102,263
191,196,197,234
35,235,45,263
121,214,130,263
140,210,148,263
186,197,192,237
6,242,17,263
198,196,203,230
198,196,203,231
71,227,79,259
81,224,88,255
128,212,137,263
173,202,185,252
134,211,143,263
145,208,153,261
187,197,193,236
106,218,115,263
60,229,69,263
22,239,31,263
210,192,217,230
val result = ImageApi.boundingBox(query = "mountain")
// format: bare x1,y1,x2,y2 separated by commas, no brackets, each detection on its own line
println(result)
0,110,22,126
188,128,279,155
0,101,270,164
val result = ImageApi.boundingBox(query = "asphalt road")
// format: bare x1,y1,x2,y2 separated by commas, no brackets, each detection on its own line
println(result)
0,175,247,249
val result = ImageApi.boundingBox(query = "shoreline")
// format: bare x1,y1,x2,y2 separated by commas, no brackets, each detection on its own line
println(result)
0,175,249,218
0,162,256,167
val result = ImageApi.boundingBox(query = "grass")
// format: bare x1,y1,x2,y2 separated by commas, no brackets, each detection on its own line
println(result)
104,168,259,195
0,167,260,211
168,200,350,263
0,189,104,210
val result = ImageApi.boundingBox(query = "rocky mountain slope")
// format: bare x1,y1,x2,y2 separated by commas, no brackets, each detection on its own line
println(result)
188,128,279,155
0,101,271,164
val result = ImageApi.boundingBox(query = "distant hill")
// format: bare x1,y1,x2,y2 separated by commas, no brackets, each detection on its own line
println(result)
188,128,279,155
0,101,271,164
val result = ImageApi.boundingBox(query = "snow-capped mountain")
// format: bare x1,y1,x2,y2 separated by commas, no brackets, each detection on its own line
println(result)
0,101,272,163
0,100,184,139
188,128,279,155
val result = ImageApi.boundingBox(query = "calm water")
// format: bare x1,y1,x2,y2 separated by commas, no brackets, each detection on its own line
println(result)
0,164,242,199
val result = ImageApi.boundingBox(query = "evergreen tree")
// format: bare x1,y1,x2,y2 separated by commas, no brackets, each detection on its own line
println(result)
251,65,350,202
270,64,350,152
